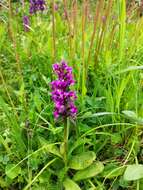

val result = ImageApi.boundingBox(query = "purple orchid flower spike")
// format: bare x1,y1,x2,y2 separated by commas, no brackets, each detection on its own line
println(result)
51,60,77,119
23,16,30,32
29,0,46,14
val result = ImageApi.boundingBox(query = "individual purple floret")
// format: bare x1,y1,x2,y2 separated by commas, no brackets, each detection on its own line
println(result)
29,0,46,14
37,0,45,11
23,16,30,32
54,3,58,11
51,60,77,119
29,0,37,14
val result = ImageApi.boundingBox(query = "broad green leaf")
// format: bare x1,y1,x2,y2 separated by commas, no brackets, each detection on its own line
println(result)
80,112,92,119
79,112,114,119
38,136,62,158
60,142,65,155
73,161,104,181
5,164,21,179
102,164,124,179
63,178,81,190
124,164,143,181
69,151,96,170
122,110,143,124
68,138,91,155
122,110,137,118
47,145,62,158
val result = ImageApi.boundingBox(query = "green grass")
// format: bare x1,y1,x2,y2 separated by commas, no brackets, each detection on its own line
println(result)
0,0,143,189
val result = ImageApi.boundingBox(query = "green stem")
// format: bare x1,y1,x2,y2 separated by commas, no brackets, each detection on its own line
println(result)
63,0,72,59
81,0,87,103
64,117,69,166
52,0,56,64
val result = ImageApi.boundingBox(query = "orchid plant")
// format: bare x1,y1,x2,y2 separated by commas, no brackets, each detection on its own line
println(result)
51,60,77,165
49,61,103,189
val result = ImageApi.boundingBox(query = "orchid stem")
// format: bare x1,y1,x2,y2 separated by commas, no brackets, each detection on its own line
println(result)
64,117,69,166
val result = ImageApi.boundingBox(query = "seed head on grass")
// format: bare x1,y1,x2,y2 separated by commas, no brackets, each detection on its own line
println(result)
51,60,77,119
